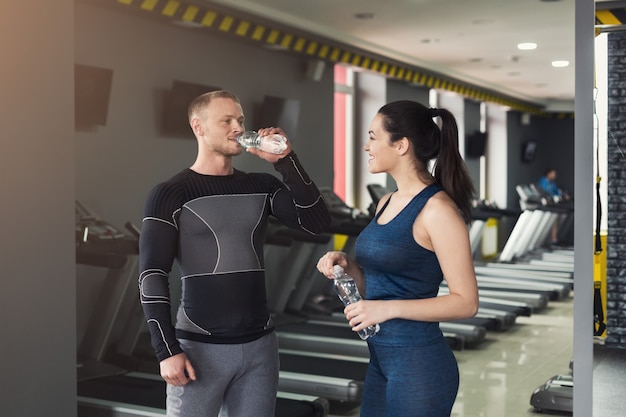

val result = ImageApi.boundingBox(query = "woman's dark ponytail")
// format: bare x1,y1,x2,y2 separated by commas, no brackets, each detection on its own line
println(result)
432,108,475,224
378,101,475,224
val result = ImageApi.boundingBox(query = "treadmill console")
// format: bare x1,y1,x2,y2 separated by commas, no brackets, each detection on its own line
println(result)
318,187,371,236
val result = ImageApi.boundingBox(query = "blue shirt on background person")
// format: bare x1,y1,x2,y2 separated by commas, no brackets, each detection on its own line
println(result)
538,168,561,199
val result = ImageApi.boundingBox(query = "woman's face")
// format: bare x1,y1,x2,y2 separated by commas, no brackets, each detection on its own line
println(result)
364,113,398,174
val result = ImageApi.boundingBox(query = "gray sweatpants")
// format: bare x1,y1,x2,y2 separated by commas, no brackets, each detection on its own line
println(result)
166,333,279,417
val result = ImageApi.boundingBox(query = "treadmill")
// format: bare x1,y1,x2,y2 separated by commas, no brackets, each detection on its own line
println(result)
78,372,329,417
75,203,330,417
277,349,368,403
363,186,521,334
75,201,141,382
474,189,573,269
266,223,469,352
272,187,489,351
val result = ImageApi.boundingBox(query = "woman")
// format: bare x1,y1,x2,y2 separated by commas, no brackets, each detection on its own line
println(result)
317,100,479,417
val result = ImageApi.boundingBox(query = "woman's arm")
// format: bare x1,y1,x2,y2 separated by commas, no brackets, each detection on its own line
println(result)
316,251,366,293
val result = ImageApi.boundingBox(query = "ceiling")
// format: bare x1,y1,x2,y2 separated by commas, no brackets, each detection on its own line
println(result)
199,0,618,113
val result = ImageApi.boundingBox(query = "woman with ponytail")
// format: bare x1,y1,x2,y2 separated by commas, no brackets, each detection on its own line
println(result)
317,100,478,416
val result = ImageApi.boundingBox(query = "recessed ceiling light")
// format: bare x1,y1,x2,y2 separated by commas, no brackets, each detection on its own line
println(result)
517,42,537,50
552,60,570,68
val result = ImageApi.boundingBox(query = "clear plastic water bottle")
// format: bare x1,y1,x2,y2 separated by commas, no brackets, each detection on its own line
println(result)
236,131,288,154
332,265,380,340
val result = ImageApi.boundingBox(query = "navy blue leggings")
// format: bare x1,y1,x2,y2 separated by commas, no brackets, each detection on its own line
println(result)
360,338,459,417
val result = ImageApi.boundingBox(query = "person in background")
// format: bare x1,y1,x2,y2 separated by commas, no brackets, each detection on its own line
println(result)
538,168,562,244
538,168,561,201
139,90,330,417
316,100,479,417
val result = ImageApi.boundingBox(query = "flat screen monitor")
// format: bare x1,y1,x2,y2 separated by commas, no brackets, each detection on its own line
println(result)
75,64,113,128
522,141,537,162
256,95,300,138
162,80,220,137
466,131,487,158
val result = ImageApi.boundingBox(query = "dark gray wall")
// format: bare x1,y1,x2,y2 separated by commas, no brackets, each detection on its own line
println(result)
606,30,626,349
74,0,335,366
0,2,595,415
463,99,483,195
501,111,574,245
0,2,76,416
75,2,334,232
506,111,575,209
386,78,430,104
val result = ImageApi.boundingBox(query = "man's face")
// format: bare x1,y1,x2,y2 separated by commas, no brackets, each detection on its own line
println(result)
547,170,557,181
200,97,245,155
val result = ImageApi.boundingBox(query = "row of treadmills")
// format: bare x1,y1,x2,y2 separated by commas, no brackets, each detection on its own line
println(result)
75,182,575,417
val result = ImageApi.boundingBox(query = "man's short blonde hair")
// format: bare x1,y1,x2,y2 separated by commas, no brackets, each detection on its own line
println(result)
187,90,240,121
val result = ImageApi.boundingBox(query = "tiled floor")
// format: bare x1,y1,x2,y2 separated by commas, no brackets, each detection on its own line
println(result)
328,294,575,417
593,341,626,417
453,297,574,417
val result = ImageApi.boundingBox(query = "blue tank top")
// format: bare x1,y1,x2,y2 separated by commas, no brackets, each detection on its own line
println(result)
355,183,444,347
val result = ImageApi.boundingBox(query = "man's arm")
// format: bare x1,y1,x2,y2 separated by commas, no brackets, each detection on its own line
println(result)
271,152,331,235
138,186,184,362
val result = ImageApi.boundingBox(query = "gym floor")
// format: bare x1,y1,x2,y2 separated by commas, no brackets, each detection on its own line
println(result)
593,340,626,417
326,293,583,417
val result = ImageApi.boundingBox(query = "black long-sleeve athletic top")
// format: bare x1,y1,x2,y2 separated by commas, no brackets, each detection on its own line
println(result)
139,152,330,361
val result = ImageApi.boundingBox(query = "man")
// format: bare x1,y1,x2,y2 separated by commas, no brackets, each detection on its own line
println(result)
138,90,330,417
538,168,561,200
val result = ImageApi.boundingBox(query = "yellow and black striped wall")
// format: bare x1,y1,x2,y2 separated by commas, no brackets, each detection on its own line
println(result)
596,3,626,30
93,0,624,116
